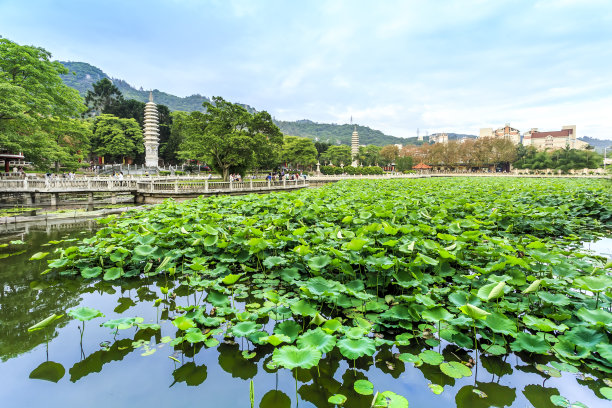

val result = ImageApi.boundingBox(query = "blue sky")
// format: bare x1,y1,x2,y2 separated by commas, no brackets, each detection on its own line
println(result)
1,0,611,139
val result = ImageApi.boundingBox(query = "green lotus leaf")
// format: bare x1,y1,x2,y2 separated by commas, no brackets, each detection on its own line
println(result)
559,326,606,351
328,394,347,405
172,316,196,331
203,235,218,246
261,333,291,346
373,391,409,408
535,364,561,378
308,255,332,270
421,306,453,323
322,318,342,334
290,299,317,317
297,328,336,353
549,395,570,407
600,387,612,400
522,279,542,294
272,345,322,370
483,312,517,337
184,329,208,344
29,251,49,261
346,327,367,339
448,291,481,308
199,316,224,327
102,317,143,330
419,350,444,366
549,361,579,373
337,337,376,360
232,321,261,337
273,320,301,342
260,390,291,408
28,314,63,332
134,244,156,257
280,268,300,282
207,291,230,307
205,338,219,348
354,379,374,395
477,282,502,301
537,291,570,306
440,361,472,379
596,343,612,363
221,273,243,285
574,276,611,292
29,361,65,383
81,266,102,279
459,304,490,320
576,307,612,327
523,315,568,332
553,338,591,360
398,353,422,365
68,307,104,322
428,384,444,394
346,237,368,251
483,344,507,355
510,332,549,354
103,267,123,281
487,281,507,300
137,323,161,330
48,258,70,268
263,256,287,268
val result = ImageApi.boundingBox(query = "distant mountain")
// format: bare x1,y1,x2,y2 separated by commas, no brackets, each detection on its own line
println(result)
59,61,211,112
274,119,424,146
578,136,612,154
430,133,478,141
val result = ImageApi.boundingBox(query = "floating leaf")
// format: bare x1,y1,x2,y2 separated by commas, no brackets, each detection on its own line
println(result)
68,307,104,322
337,337,376,360
428,383,444,394
272,345,322,370
440,362,472,379
297,328,336,353
328,394,347,405
29,252,49,260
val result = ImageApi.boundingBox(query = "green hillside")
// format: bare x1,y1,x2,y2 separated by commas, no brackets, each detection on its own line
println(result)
59,61,211,111
274,119,421,146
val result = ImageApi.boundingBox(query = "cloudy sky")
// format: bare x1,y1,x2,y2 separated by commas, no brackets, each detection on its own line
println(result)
1,0,611,139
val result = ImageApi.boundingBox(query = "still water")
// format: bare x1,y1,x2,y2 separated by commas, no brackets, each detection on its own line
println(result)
0,225,610,408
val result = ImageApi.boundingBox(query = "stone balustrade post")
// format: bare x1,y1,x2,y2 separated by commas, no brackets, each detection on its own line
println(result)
267,178,271,188
150,180,154,192
205,179,209,192
229,179,233,190
250,179,253,190
174,180,178,193
283,178,286,188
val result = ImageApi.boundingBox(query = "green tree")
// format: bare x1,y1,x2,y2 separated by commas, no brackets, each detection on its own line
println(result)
178,97,282,180
314,141,331,159
395,156,413,172
281,136,318,169
91,114,144,163
46,118,91,172
0,38,84,167
359,145,382,166
85,78,122,116
320,145,351,166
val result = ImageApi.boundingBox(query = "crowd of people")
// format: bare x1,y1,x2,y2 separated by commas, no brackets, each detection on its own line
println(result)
265,171,307,181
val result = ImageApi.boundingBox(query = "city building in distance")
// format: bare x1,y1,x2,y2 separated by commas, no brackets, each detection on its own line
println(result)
479,124,521,144
522,125,588,151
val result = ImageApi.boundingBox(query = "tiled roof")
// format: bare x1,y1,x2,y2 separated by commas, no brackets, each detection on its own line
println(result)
528,130,572,139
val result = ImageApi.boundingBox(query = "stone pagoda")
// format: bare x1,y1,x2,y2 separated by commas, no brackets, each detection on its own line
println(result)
351,126,359,166
143,92,160,168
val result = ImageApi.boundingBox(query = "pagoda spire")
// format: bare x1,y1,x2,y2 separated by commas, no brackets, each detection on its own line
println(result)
143,91,159,168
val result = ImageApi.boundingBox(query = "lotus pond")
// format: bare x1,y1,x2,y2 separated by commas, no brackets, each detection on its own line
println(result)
1,177,611,407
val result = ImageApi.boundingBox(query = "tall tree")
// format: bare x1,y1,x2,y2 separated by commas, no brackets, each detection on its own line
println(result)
359,145,382,166
320,145,351,166
0,38,84,167
91,114,144,163
85,78,122,116
178,96,283,180
282,136,318,169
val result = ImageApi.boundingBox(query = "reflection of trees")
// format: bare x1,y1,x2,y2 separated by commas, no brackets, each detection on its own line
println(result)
522,384,560,408
0,230,88,362
455,382,516,408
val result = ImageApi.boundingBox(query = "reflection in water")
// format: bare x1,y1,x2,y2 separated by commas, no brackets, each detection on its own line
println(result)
1,224,611,408
29,361,65,383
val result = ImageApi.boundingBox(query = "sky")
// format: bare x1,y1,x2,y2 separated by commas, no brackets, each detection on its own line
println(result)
1,0,611,139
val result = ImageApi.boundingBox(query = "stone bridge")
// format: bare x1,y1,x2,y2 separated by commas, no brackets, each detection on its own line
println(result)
0,177,309,205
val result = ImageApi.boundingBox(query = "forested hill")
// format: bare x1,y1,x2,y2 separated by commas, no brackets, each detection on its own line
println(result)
59,61,211,112
274,119,419,146
578,136,612,153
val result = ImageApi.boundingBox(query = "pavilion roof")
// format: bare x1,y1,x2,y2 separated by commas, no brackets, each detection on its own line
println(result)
412,162,432,169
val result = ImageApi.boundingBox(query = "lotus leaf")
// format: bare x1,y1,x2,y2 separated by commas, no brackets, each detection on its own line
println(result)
459,304,490,320
28,314,63,332
322,318,342,334
328,394,347,405
102,317,143,330
421,306,453,323
483,312,517,337
103,267,123,281
440,361,472,379
346,237,368,251
263,256,287,268
297,328,336,353
68,307,104,322
574,276,611,292
337,337,376,360
273,320,301,343
221,273,242,285
134,244,156,257
549,395,570,407
172,316,196,331
522,279,542,294
523,315,568,332
232,321,261,337
576,307,612,327
428,384,444,394
600,387,612,400
419,350,444,366
290,299,317,317
372,390,408,408
354,379,374,395
81,266,103,278
29,251,49,260
559,327,606,352
553,339,591,360
272,345,321,370
511,332,549,354
537,291,570,306
261,333,291,346
184,329,208,344
308,255,332,270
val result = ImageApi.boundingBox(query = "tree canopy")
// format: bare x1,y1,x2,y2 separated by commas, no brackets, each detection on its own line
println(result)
0,38,85,168
177,96,283,180
281,136,317,169
91,114,144,163
320,145,351,166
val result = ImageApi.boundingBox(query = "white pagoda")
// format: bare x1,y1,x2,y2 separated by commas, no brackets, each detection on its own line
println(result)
351,126,359,166
143,92,160,168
